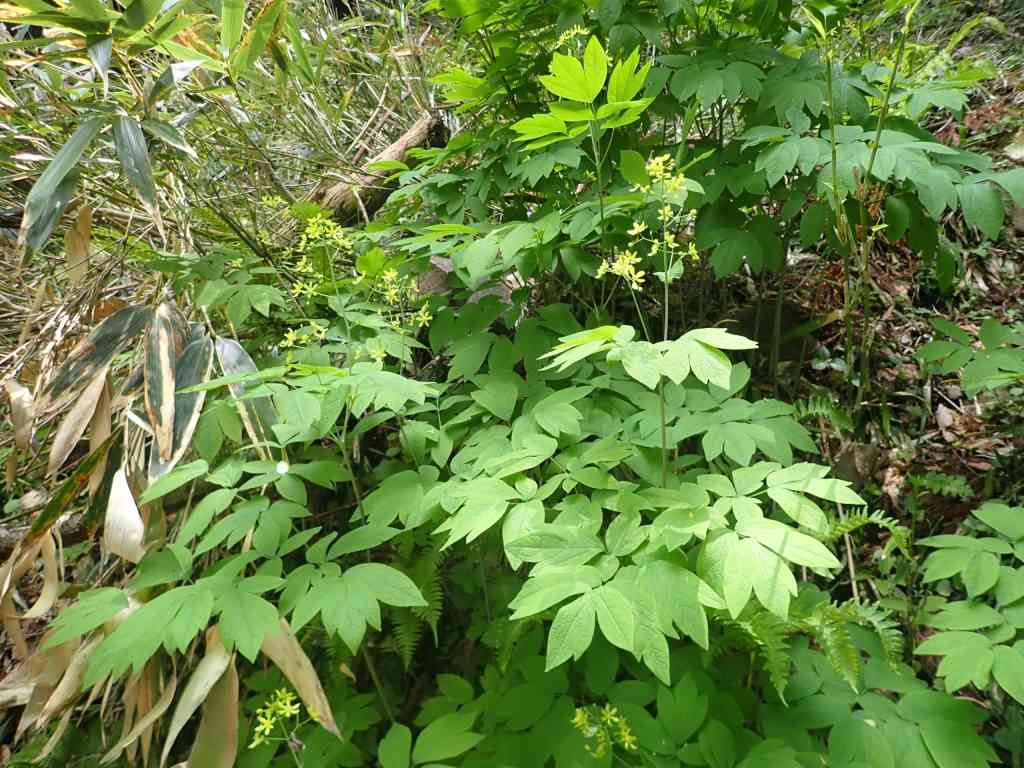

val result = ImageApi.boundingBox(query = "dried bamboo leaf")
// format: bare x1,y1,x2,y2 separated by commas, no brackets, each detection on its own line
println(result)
187,655,238,768
64,205,91,286
103,468,146,563
47,365,108,477
160,629,230,767
37,635,102,728
137,661,155,765
145,304,178,462
101,670,177,764
0,661,33,709
22,533,58,619
38,306,152,416
25,430,120,548
214,337,278,453
261,619,341,737
88,378,112,498
5,380,34,451
1,593,28,660
149,336,214,483
15,634,79,740
36,708,74,762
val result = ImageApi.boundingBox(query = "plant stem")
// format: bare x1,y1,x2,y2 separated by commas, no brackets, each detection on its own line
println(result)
361,645,395,723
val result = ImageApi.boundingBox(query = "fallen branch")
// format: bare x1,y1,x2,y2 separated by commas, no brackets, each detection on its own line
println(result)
311,113,439,220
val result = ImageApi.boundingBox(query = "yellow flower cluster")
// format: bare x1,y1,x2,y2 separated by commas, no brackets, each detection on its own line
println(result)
555,24,588,48
280,322,329,349
249,689,301,749
291,280,319,298
414,303,433,328
635,154,688,195
298,214,354,254
597,248,645,290
572,704,638,758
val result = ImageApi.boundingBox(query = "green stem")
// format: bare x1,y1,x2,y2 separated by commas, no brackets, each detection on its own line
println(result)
361,645,395,723
589,121,606,242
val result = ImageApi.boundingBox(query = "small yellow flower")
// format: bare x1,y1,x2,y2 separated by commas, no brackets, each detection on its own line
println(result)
415,303,433,328
600,703,619,725
281,328,299,348
369,347,387,362
664,231,677,249
658,205,673,223
596,260,610,278
628,220,647,236
382,268,399,284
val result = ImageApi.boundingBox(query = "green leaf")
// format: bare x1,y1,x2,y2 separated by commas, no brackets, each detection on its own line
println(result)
928,601,1004,631
220,0,245,54
962,552,1000,598
973,501,1024,540
113,116,159,220
218,590,279,661
546,592,597,670
139,459,208,505
593,584,635,652
607,48,650,103
346,563,427,608
539,37,606,103
228,0,286,78
327,525,401,558
993,646,1024,705
620,149,650,187
411,712,484,764
736,518,840,569
379,723,412,768
176,489,235,545
44,588,129,649
19,117,105,256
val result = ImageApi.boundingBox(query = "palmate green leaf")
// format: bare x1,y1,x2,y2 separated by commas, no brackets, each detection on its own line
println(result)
509,565,604,619
43,588,129,649
545,592,597,670
607,48,650,103
435,477,518,547
86,586,214,685
506,524,605,566
533,387,590,437
972,501,1024,540
592,584,635,652
18,116,105,257
539,36,607,103
218,589,279,661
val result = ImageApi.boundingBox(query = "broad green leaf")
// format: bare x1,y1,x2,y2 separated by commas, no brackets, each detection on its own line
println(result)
412,712,484,764
139,459,208,504
546,592,597,670
379,723,412,768
592,584,635,651
620,149,650,187
539,37,606,103
736,518,840,569
218,589,278,660
993,646,1024,705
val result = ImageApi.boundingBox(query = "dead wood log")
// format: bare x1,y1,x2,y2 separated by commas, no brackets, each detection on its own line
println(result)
311,113,440,220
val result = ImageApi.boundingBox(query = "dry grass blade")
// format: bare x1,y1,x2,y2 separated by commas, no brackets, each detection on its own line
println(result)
37,635,102,728
65,205,91,286
160,629,230,767
22,532,58,619
14,634,79,740
1,592,28,660
187,655,238,768
103,468,146,563
46,365,108,476
145,303,178,462
89,377,112,497
261,619,341,737
101,669,177,764
4,380,34,451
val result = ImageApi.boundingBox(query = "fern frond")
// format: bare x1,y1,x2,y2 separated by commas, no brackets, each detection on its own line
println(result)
808,604,861,692
824,509,903,544
721,610,792,699
840,601,903,668
795,392,853,433
908,471,973,500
